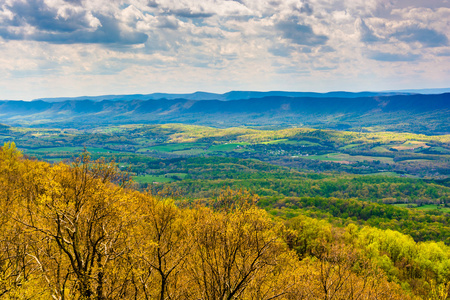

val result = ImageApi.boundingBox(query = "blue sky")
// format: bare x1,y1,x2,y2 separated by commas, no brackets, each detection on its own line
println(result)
0,0,449,100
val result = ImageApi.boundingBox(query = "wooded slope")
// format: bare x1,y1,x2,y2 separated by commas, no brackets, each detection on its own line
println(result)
0,143,449,299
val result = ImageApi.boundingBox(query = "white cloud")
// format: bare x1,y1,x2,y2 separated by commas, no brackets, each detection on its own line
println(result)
0,0,448,100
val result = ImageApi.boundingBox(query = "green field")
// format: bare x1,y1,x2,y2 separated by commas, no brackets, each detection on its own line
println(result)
303,153,394,163
143,143,207,152
393,203,450,213
171,149,206,155
207,143,246,152
132,175,175,184
427,147,450,154
261,139,289,144
165,173,188,179
391,141,429,150
417,204,450,212
392,203,416,208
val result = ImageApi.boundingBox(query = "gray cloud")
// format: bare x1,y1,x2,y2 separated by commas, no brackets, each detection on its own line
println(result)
291,1,313,16
368,51,421,62
4,0,91,32
268,43,295,57
318,45,335,53
0,1,148,45
437,49,450,56
300,3,314,15
63,0,83,5
391,26,448,47
275,16,328,46
157,17,179,30
37,15,148,44
165,8,214,19
356,18,380,43
394,0,450,10
0,26,23,40
147,1,159,8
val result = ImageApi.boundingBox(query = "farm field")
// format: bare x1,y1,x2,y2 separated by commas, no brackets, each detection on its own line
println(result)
393,203,450,213
0,123,446,179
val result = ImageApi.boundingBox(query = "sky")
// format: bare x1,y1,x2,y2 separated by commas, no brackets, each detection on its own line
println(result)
0,0,449,100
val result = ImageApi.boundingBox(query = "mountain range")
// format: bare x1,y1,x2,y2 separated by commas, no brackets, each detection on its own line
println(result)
0,92,449,134
29,88,450,103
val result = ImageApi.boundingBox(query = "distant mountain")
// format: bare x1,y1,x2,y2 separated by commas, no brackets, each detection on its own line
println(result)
32,90,427,103
384,88,450,94
33,92,222,102
2,93,449,134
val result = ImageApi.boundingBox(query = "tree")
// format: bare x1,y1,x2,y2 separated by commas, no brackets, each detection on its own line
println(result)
129,194,192,300
13,151,136,299
187,206,299,299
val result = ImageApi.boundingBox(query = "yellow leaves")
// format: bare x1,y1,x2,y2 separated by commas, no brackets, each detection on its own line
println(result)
285,214,333,259
427,280,450,300
294,244,409,300
184,206,301,299
0,144,438,299
0,142,21,161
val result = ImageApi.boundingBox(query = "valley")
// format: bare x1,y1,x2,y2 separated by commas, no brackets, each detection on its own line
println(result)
2,123,448,179
0,92,449,299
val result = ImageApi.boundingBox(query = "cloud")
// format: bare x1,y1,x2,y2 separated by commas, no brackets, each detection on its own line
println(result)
0,0,449,101
291,1,314,15
4,0,94,32
147,1,159,8
0,0,148,45
300,3,314,15
318,45,335,53
368,51,421,62
391,25,448,47
436,49,450,56
275,16,328,46
156,16,179,30
167,8,214,19
394,0,450,10
268,43,295,57
355,18,380,43
62,0,83,6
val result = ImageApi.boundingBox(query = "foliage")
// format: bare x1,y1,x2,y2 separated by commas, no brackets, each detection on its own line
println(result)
0,143,424,299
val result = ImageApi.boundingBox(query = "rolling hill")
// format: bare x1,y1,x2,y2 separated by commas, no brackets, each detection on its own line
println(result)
0,93,449,134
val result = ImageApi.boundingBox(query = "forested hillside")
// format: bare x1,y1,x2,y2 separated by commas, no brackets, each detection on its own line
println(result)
0,93,449,133
1,143,449,299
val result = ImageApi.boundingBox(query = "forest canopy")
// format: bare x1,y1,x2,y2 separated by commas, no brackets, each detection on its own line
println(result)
0,143,449,299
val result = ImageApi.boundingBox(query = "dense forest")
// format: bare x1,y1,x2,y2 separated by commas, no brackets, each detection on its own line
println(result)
138,157,450,202
0,143,449,299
